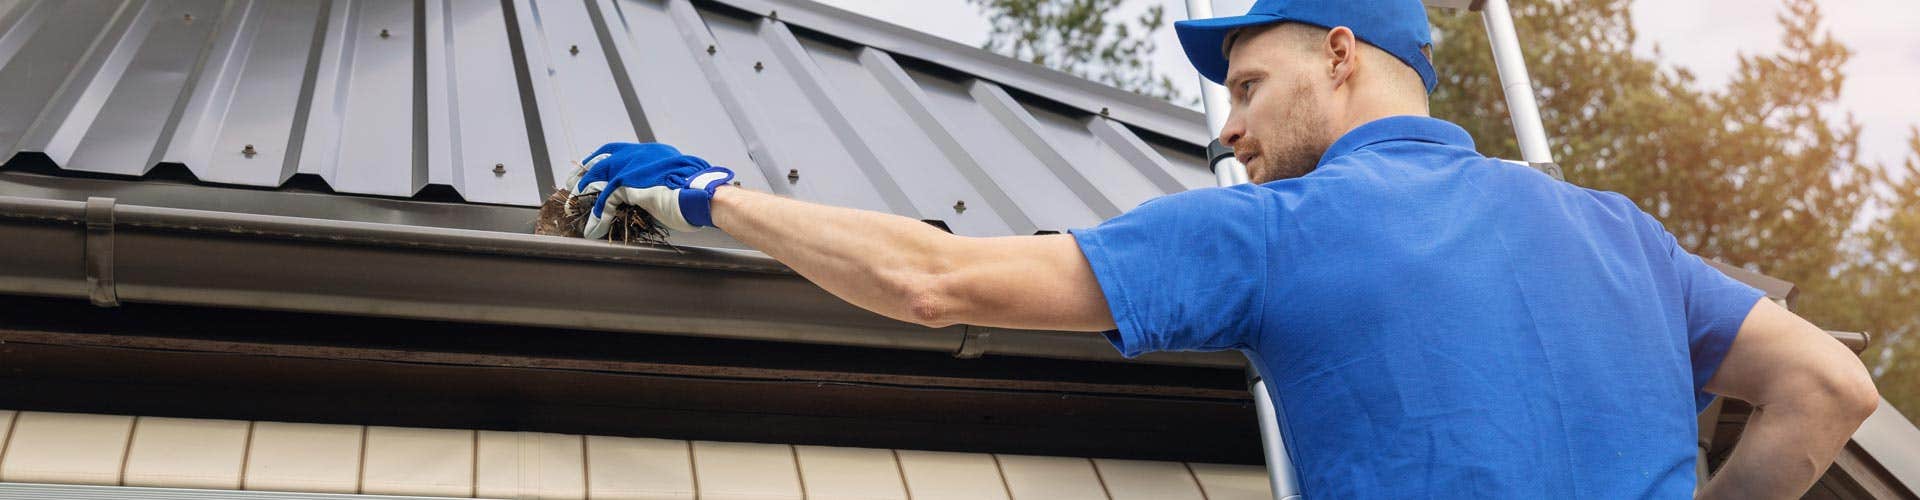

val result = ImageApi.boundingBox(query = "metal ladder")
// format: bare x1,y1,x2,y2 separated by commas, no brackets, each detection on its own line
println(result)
1181,0,1557,497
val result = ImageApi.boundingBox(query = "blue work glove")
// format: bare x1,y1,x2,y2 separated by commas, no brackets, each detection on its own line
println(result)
561,142,735,239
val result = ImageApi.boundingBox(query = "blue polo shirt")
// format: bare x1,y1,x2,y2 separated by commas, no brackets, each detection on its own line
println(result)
1070,116,1764,498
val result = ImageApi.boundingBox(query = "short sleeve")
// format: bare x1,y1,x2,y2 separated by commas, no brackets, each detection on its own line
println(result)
1647,216,1766,411
1068,185,1271,358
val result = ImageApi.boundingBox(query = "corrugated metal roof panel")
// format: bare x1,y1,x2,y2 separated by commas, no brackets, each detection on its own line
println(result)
0,0,1211,238
167,1,325,187
801,38,1020,235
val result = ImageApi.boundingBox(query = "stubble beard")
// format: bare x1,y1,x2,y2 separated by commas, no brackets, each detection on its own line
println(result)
1246,82,1333,184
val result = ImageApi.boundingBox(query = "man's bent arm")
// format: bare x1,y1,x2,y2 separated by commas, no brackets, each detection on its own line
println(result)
1698,299,1879,499
709,186,1116,332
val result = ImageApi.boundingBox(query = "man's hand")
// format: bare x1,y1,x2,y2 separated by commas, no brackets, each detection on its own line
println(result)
565,143,735,238
1698,298,1880,499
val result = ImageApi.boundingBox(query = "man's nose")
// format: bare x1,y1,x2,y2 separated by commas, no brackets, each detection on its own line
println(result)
1221,113,1247,148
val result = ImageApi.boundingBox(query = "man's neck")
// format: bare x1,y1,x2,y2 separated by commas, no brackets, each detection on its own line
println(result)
1337,104,1431,138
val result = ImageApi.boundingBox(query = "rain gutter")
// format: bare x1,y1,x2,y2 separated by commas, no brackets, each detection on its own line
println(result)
0,195,1242,369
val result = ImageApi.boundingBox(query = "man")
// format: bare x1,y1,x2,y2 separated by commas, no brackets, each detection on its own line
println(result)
564,0,1878,497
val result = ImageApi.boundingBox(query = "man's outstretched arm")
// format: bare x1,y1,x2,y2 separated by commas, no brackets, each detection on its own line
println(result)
1697,298,1879,499
709,186,1117,332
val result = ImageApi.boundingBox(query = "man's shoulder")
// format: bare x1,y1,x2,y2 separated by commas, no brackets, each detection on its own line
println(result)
1455,159,1644,212
1098,184,1271,235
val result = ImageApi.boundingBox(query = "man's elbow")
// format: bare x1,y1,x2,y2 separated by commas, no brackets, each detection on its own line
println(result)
905,294,953,328
899,271,962,328
1832,361,1881,422
883,257,967,328
1792,348,1881,424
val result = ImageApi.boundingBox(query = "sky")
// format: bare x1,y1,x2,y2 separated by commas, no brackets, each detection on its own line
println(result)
810,0,1920,169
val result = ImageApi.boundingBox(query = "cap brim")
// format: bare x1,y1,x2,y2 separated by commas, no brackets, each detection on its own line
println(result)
1174,14,1285,85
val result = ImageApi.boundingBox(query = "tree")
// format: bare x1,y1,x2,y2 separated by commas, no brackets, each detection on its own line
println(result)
967,0,1188,104
1435,0,1870,285
1851,131,1920,419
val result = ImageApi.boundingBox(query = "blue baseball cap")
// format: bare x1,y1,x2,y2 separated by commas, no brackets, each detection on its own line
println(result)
1176,0,1437,93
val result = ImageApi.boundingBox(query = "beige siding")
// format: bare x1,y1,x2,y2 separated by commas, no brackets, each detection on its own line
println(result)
793,446,908,500
475,431,587,499
692,441,804,500
242,421,365,493
997,454,1108,500
586,436,697,500
0,409,1255,499
895,450,1010,500
1094,459,1208,500
361,426,475,497
0,412,134,486
1188,462,1274,500
0,411,12,460
121,417,250,490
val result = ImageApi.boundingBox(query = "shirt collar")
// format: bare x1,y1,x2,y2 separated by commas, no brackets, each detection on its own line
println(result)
1317,115,1476,166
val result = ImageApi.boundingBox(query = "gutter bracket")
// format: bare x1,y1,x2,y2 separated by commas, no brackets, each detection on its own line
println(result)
84,196,118,308
955,325,990,359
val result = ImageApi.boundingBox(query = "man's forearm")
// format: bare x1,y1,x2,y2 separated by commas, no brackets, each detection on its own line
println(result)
1697,397,1868,499
708,186,957,326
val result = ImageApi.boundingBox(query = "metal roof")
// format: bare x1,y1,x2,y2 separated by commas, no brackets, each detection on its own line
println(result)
0,0,1215,237
0,0,1269,372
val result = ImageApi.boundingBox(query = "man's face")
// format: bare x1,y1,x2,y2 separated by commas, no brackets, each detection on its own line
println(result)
1220,26,1337,184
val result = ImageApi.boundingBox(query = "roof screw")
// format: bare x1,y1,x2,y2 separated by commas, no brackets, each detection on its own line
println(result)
379,28,390,39
493,163,506,175
569,44,580,55
769,10,778,20
706,44,716,56
183,13,193,23
754,61,764,72
1099,107,1110,117
241,144,257,158
787,168,799,183
953,200,967,213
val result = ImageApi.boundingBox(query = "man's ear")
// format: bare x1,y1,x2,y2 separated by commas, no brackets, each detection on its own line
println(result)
1325,26,1358,89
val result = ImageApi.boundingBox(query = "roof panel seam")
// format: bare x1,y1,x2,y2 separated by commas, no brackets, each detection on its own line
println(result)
761,19,919,218
1087,117,1189,195
970,81,1121,220
664,0,790,196
854,48,1038,235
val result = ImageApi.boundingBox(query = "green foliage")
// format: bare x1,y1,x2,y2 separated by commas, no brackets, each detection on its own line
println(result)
1853,132,1920,419
1431,0,1916,423
967,0,1189,104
